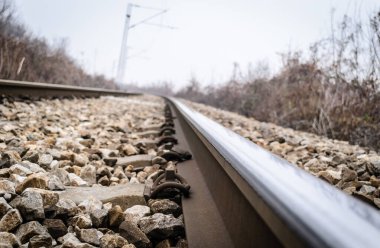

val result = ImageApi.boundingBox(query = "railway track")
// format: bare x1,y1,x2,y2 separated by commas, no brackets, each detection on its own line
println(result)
1,79,380,247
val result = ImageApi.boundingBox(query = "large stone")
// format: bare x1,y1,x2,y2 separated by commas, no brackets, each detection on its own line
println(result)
38,154,53,169
317,170,341,184
97,167,112,178
99,149,119,159
74,154,89,167
21,161,46,173
343,186,357,195
360,185,376,195
79,197,103,212
77,228,103,246
9,164,32,176
0,197,11,217
68,173,88,187
9,174,26,187
304,158,326,173
22,150,40,163
59,184,146,210
70,213,92,229
43,126,60,134
0,168,10,178
47,175,65,190
0,232,21,247
79,138,94,147
136,172,148,183
49,160,59,171
99,233,129,248
0,179,15,195
98,175,111,186
53,198,77,217
0,151,21,168
43,219,67,239
60,151,74,161
23,188,59,209
47,149,62,160
124,205,150,225
29,234,53,248
15,221,49,244
341,167,357,182
15,190,45,221
129,177,140,184
50,168,70,186
370,176,380,187
119,221,151,248
16,173,48,194
90,208,108,227
148,199,181,217
78,129,91,139
138,213,184,239
121,144,138,156
58,233,82,246
359,172,371,181
109,205,124,227
143,166,158,176
367,157,380,176
119,178,130,184
104,158,117,166
80,165,97,185
70,165,83,176
113,166,127,179
0,209,23,231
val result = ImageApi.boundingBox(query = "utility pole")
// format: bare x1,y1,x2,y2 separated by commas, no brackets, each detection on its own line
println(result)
116,3,133,84
116,4,176,85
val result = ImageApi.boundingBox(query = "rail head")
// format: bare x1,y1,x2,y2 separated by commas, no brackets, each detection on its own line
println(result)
0,79,140,97
169,97,380,248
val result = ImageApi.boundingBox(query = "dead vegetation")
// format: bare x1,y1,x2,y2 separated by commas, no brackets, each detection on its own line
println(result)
0,0,116,89
177,11,380,151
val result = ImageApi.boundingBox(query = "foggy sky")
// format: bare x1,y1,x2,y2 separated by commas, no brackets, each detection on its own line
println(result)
14,0,380,88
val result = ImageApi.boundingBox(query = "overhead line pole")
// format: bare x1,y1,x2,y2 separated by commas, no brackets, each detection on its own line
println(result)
116,4,175,85
116,3,133,85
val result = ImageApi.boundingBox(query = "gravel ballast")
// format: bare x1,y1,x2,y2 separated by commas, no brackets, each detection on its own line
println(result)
185,100,380,209
0,95,187,247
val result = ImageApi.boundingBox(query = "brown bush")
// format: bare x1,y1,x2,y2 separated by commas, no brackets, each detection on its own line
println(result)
176,11,380,151
0,0,116,89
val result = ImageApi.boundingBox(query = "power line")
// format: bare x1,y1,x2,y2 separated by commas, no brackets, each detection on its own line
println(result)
116,3,176,85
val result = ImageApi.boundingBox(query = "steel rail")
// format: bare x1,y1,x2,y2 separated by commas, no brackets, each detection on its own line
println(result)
168,97,380,248
0,79,139,97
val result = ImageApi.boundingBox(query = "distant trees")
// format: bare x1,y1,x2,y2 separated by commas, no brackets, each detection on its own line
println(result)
0,0,116,89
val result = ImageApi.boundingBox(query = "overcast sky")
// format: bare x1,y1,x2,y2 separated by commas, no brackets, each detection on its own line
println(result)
13,0,380,88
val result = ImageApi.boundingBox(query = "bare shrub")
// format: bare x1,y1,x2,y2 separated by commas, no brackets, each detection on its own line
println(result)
176,10,380,151
0,0,116,89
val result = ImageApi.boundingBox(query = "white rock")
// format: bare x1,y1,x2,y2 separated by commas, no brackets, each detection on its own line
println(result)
68,173,88,187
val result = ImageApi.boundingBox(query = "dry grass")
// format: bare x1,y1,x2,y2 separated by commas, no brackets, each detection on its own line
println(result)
176,11,380,151
0,0,116,89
